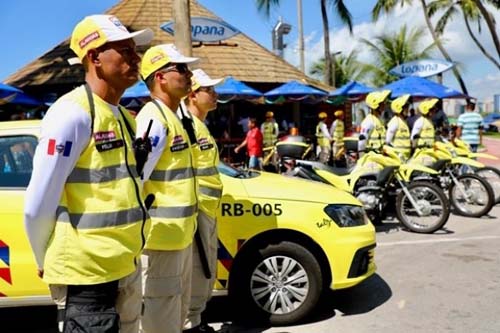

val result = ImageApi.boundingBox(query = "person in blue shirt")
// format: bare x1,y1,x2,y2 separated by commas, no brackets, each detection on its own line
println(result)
456,100,483,152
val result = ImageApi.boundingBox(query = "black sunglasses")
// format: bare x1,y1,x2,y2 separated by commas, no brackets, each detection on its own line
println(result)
162,63,190,74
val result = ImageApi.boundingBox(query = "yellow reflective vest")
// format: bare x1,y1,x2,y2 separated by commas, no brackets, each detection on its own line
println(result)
331,120,344,147
191,115,223,218
262,121,278,147
416,117,435,148
139,101,198,251
316,121,330,148
366,114,386,150
388,116,411,158
44,86,150,285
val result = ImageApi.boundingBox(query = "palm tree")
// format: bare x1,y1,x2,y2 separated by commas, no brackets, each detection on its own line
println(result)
372,0,469,96
309,50,371,86
428,0,500,70
255,0,353,87
358,25,438,86
471,0,500,60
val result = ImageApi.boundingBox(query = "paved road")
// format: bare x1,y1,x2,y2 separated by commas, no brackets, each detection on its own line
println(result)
5,205,499,333
208,205,500,333
480,137,500,166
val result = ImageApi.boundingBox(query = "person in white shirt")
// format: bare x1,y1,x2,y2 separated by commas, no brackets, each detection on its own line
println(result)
182,69,223,333
315,112,332,163
24,15,153,333
358,90,391,153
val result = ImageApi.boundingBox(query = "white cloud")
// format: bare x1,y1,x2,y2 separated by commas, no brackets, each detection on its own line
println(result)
285,2,500,102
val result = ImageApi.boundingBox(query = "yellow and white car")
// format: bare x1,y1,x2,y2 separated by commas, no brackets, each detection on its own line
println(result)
0,120,376,325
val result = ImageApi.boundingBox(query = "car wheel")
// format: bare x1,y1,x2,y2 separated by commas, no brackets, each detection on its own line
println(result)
229,241,323,326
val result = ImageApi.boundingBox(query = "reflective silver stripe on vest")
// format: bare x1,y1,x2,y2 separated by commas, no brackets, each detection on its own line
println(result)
66,164,138,183
195,167,218,177
56,206,143,229
149,168,194,181
149,204,198,218
199,186,222,198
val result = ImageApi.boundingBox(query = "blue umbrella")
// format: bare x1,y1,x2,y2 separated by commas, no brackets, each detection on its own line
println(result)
329,81,374,96
264,80,327,103
381,76,468,99
215,76,262,103
0,83,42,105
122,81,150,99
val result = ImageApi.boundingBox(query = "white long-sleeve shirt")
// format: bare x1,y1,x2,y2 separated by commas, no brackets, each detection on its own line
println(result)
411,117,425,145
24,99,122,268
358,116,375,152
385,118,400,144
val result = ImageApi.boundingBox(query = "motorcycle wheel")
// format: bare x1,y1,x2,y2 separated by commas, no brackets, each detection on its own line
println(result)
396,181,450,233
449,174,495,217
474,166,500,205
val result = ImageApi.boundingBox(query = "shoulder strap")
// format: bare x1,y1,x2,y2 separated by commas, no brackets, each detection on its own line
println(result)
84,84,95,134
118,107,136,140
178,103,197,145
151,99,169,123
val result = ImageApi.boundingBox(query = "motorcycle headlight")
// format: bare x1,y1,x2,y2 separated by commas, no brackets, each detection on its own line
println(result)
324,204,369,227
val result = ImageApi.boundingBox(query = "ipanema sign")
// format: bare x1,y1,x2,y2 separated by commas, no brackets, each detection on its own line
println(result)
389,59,454,78
161,17,240,42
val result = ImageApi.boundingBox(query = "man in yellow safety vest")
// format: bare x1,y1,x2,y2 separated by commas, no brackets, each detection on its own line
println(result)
386,94,412,160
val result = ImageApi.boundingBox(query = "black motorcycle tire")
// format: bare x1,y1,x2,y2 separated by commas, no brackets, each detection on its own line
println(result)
396,181,450,233
474,166,500,205
449,174,495,217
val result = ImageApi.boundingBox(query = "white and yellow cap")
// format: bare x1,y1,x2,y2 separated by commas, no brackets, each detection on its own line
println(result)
70,15,153,61
140,44,199,80
191,69,223,91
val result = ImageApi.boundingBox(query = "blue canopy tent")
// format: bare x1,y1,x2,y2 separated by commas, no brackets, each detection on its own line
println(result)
381,76,468,99
0,83,43,105
329,81,374,97
215,76,262,103
264,80,328,104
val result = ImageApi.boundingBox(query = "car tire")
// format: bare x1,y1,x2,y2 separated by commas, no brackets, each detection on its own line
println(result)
229,241,323,326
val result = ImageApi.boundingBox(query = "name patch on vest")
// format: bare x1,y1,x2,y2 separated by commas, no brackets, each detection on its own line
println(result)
170,135,188,152
198,137,214,151
96,139,124,152
94,131,116,142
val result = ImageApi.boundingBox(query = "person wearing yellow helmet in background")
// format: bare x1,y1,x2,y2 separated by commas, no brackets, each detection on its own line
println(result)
261,111,279,148
329,110,345,165
315,111,332,163
358,90,391,153
411,98,439,148
386,94,412,160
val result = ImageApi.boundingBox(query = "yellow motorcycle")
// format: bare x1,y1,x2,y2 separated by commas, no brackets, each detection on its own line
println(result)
408,140,495,218
285,147,450,234
452,138,500,204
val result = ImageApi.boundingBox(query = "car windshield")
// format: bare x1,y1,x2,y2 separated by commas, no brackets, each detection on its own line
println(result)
217,162,260,179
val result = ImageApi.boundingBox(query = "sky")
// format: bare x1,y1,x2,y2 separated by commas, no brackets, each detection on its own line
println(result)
0,0,499,103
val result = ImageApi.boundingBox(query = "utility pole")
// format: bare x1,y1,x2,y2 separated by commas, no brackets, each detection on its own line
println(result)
297,0,305,73
173,0,192,56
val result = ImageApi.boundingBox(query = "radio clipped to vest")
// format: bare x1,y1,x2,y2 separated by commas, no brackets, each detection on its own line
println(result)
134,119,153,177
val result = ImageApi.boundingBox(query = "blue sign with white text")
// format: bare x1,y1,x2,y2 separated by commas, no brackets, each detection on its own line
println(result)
161,17,240,42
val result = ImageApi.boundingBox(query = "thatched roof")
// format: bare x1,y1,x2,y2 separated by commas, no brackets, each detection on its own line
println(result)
5,0,330,93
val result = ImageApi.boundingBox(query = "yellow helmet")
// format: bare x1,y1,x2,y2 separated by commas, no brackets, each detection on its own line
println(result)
391,94,411,114
265,111,274,118
365,90,391,109
318,112,328,119
418,98,439,115
334,110,344,117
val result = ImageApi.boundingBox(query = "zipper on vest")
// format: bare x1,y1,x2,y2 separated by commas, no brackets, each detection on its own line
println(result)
117,119,147,261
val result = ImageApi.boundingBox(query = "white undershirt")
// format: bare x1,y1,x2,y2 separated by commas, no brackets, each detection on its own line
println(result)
24,98,121,268
386,118,400,144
